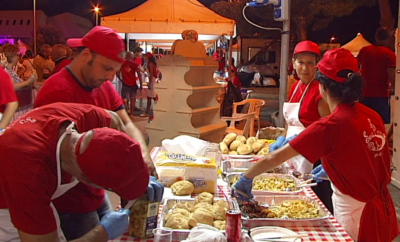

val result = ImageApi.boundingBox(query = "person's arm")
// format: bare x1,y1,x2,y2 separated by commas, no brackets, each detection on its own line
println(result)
244,144,299,179
388,67,396,94
0,101,18,129
115,109,158,177
136,66,143,89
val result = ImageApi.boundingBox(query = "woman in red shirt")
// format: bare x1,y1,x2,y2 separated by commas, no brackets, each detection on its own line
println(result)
282,41,332,212
235,48,398,242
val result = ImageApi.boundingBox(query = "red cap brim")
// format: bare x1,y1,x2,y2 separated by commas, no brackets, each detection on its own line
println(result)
66,38,84,48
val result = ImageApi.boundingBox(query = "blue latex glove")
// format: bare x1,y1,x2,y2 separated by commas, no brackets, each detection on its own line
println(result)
100,209,131,239
232,173,254,201
147,176,164,202
311,165,328,183
269,135,298,152
269,136,285,152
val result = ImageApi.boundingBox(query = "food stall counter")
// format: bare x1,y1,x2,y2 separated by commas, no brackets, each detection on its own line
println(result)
109,147,354,242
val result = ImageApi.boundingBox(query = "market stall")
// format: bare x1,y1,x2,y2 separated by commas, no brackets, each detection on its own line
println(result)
109,142,354,242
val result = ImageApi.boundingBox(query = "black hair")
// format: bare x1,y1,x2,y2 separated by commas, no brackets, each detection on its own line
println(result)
25,49,34,58
375,27,391,41
134,47,143,53
315,69,363,106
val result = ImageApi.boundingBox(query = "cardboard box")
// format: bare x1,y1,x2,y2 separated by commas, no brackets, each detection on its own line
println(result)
155,152,217,194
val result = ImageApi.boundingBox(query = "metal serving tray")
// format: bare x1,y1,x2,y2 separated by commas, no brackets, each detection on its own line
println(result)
225,173,303,195
241,195,331,228
158,198,225,241
221,158,288,174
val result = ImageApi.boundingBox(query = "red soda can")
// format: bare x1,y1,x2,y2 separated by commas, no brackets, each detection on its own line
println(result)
226,209,242,242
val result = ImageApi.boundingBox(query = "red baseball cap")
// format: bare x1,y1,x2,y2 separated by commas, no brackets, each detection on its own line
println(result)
67,26,126,63
293,40,321,57
317,48,359,83
76,128,149,200
145,52,154,59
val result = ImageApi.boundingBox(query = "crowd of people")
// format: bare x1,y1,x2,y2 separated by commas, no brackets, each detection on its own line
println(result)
0,26,164,242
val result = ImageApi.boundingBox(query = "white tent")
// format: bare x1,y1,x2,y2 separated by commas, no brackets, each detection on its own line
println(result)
342,33,372,57
101,0,235,49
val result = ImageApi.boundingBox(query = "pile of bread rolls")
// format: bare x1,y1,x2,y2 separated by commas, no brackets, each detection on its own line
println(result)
164,192,227,230
219,133,270,155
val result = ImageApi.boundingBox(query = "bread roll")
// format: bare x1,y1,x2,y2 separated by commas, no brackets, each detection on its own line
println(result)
237,144,253,155
165,208,190,221
193,202,213,211
195,192,214,204
236,135,247,143
165,214,190,229
213,200,228,209
213,220,226,230
223,133,237,146
189,208,214,227
212,205,227,220
171,181,195,196
229,140,242,151
172,202,194,212
228,150,238,155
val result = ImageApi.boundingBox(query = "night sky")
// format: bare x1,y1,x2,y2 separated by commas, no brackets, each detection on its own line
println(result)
0,0,398,45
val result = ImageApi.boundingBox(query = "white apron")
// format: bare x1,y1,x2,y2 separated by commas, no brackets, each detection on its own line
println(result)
283,82,313,175
0,122,79,242
331,183,365,240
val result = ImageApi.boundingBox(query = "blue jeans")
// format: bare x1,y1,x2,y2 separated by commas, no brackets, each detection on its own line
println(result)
57,197,111,240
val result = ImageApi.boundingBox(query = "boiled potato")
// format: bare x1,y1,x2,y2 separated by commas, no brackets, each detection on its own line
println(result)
219,142,229,154
229,140,242,151
237,144,253,155
236,135,247,143
223,133,237,146
252,140,266,153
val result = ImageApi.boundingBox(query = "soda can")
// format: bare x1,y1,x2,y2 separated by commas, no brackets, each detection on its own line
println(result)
226,209,242,242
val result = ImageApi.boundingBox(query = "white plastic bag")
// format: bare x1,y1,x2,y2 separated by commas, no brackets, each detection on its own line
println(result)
161,135,208,156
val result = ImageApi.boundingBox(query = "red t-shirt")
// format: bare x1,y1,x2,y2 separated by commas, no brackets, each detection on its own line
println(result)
53,58,72,74
121,60,139,86
232,76,242,89
290,103,398,241
34,68,124,213
133,57,143,66
358,45,396,97
287,80,322,127
0,68,17,113
0,103,111,234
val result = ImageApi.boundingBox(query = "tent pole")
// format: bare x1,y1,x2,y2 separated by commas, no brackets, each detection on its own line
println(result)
126,33,129,51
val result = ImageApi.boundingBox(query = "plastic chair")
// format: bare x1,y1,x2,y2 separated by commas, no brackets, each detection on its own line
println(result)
221,98,266,137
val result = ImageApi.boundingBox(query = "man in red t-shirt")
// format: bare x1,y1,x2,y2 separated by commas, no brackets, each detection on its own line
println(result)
0,67,18,130
34,26,159,240
0,102,160,241
358,27,396,124
119,52,143,115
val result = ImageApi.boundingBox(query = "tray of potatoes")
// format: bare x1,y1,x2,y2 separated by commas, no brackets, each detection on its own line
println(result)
219,133,275,157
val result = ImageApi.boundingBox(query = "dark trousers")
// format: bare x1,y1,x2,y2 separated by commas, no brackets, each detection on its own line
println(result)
312,160,334,215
